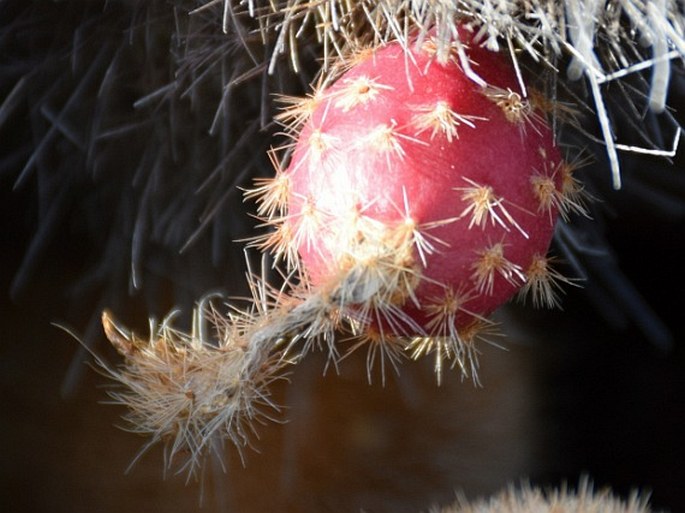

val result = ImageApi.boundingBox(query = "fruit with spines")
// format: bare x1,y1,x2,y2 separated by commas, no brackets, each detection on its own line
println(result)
250,36,579,380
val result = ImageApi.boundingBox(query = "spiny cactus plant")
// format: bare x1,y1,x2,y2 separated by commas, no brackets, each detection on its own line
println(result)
91,0,685,478
87,0,682,476
2,0,683,502
435,478,656,513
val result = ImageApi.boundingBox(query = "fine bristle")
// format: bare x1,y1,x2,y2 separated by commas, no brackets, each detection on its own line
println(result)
472,243,526,295
457,178,528,237
517,254,579,309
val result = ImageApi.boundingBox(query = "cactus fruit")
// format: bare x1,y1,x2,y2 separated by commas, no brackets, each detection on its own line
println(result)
253,38,577,379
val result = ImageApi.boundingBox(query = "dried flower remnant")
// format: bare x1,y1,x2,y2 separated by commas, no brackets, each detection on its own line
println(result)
100,306,284,475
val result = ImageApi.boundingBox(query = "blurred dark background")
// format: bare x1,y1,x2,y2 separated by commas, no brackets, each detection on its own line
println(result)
1,2,684,512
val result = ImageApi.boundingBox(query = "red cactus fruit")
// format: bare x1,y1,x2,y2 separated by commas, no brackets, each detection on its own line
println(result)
255,37,578,367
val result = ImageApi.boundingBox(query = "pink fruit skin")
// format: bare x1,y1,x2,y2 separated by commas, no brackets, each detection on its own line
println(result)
287,40,562,329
